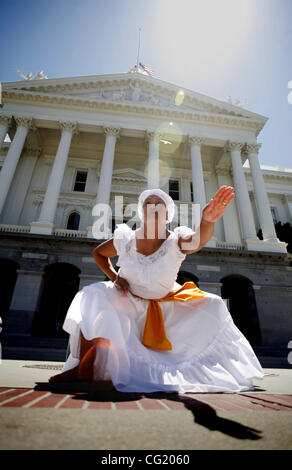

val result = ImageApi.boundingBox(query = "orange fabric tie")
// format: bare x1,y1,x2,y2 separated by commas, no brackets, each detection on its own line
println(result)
132,281,206,351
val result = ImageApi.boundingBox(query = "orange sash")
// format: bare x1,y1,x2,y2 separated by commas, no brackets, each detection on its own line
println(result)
132,281,206,351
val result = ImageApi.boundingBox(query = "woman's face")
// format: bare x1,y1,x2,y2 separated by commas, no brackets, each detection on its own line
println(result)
142,195,168,228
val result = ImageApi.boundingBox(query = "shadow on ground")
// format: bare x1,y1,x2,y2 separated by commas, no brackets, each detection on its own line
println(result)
35,381,266,442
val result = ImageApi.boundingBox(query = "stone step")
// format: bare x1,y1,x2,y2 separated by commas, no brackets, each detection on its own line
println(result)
2,349,290,368
1,337,291,365
1,335,69,361
253,346,290,357
256,356,291,368
1,346,67,361
1,335,68,350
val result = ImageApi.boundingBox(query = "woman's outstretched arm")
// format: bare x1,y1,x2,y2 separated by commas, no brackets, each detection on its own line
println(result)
178,185,235,254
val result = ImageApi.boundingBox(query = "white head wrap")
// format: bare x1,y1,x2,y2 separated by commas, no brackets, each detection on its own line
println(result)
137,188,175,224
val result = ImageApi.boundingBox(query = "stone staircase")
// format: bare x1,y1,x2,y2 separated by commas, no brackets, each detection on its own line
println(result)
1,335,291,368
1,335,69,361
252,346,291,368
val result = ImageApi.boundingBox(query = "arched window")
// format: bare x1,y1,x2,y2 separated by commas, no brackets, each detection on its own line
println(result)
67,212,80,230
0,258,19,334
31,262,81,337
221,274,262,346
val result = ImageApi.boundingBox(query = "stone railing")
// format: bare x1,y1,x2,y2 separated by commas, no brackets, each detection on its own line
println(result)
0,224,88,238
53,228,87,238
0,224,31,233
216,241,245,250
0,224,246,249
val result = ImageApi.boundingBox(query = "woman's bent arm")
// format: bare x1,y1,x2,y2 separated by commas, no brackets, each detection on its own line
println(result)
92,238,118,281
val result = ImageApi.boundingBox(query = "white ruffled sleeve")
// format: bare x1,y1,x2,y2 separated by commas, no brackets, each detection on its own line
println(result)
173,225,196,258
173,225,194,238
113,223,133,257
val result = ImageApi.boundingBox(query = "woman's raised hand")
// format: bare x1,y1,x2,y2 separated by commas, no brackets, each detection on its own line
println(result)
114,273,131,294
202,185,235,223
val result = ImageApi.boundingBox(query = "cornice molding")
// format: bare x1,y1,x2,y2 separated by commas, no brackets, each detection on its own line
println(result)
32,188,97,208
242,167,292,181
112,176,146,183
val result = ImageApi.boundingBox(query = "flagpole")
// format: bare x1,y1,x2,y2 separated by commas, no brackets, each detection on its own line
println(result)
136,28,141,71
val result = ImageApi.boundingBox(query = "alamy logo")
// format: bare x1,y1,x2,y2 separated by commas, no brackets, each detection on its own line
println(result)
91,196,201,250
288,80,292,105
287,339,292,365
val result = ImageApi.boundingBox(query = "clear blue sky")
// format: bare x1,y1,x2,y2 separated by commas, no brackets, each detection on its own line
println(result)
1,0,291,169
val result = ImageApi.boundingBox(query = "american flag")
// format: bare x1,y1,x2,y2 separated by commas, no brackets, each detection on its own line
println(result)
139,62,154,76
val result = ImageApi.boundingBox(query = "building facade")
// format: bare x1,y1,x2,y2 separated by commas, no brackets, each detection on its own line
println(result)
0,70,291,356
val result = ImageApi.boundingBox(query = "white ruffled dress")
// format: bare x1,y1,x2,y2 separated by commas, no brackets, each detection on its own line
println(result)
60,223,265,394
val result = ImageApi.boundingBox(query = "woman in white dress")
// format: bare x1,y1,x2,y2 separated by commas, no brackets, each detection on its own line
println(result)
49,186,265,394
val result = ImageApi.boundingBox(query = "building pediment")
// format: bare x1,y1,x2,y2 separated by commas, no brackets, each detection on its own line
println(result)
112,168,146,181
2,72,268,135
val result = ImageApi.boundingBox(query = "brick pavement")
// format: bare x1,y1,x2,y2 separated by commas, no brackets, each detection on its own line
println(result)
1,387,292,412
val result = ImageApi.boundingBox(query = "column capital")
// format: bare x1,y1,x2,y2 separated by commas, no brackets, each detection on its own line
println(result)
215,167,230,177
0,115,12,127
187,135,205,147
226,140,245,153
145,129,161,142
243,143,262,156
14,116,36,132
58,120,79,136
281,193,291,204
103,126,121,139
24,146,42,158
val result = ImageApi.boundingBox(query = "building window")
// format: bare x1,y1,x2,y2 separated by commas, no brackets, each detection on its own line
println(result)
271,207,278,224
111,217,116,234
67,212,80,230
123,219,137,230
169,179,180,200
73,170,87,192
190,181,193,202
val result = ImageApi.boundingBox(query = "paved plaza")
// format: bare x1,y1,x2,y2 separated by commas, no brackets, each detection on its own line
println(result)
0,359,291,450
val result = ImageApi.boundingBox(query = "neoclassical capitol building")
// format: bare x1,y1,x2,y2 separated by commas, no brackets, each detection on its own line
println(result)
0,69,291,360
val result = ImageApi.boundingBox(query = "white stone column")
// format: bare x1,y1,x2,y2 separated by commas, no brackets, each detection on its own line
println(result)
30,121,78,235
188,136,206,213
0,115,12,150
245,143,284,247
96,127,120,204
188,135,217,247
87,127,120,238
228,141,259,248
2,146,41,225
0,116,35,216
180,176,189,202
215,168,242,243
282,194,292,224
146,130,160,188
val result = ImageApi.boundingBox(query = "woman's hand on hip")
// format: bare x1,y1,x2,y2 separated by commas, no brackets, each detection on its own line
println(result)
114,274,131,294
